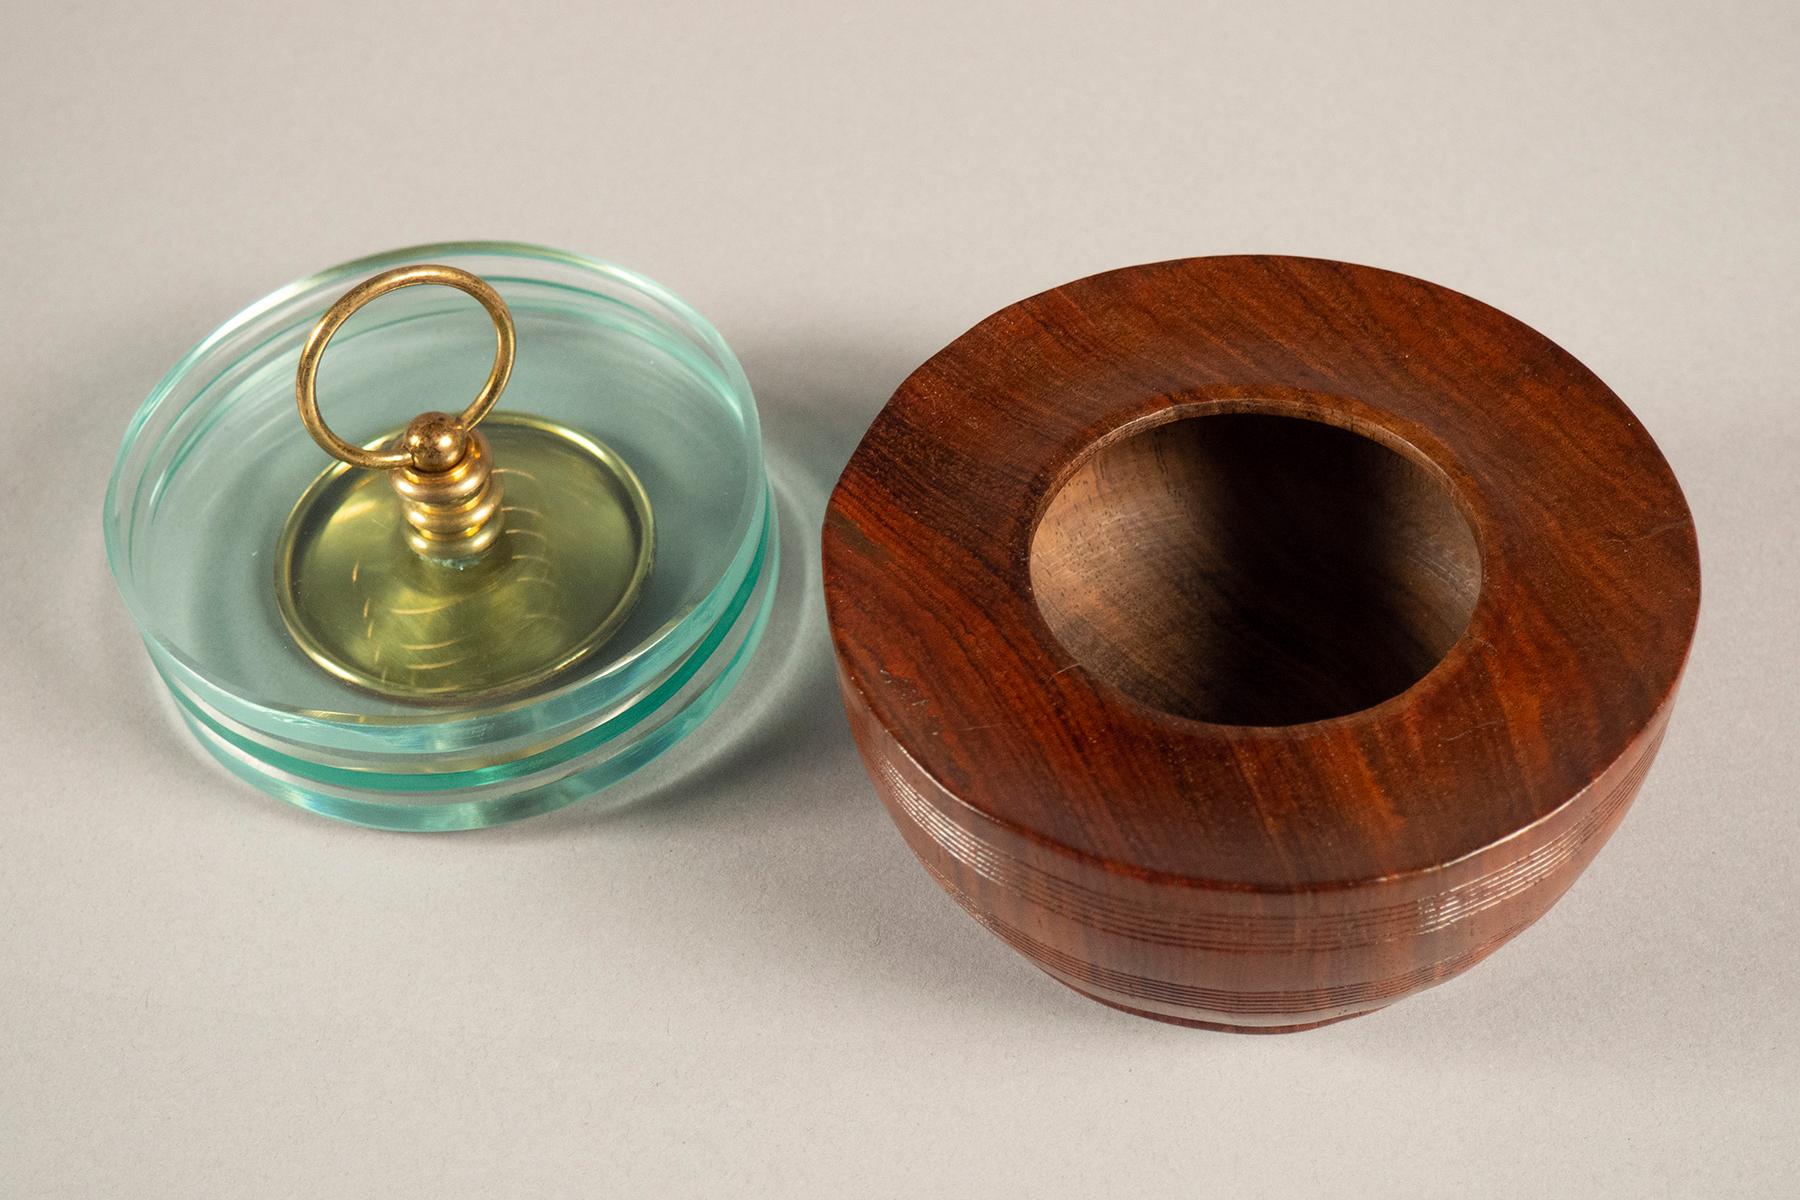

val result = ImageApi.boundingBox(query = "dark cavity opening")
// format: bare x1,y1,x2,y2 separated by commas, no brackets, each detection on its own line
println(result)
1030,413,1480,726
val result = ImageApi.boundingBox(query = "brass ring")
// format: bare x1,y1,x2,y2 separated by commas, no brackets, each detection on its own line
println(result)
294,264,516,470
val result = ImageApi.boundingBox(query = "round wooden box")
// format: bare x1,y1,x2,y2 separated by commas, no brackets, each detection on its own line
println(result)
823,256,1699,1031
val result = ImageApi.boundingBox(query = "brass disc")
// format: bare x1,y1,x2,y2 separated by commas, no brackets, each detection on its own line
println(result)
276,414,654,704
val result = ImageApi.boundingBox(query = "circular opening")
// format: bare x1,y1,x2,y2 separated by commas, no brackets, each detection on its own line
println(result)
1030,412,1480,726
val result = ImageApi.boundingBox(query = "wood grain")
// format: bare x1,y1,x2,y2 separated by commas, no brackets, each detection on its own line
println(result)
823,256,1699,1031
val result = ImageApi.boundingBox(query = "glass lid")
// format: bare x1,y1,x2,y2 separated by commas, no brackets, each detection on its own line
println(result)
105,242,778,829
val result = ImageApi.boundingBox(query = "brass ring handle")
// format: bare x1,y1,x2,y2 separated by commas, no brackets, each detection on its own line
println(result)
294,264,516,471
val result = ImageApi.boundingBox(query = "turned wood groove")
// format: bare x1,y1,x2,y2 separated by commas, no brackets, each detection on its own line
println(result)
881,722,1665,954
824,256,1699,1031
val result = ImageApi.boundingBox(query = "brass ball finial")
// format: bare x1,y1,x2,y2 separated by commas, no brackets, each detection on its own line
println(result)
401,412,470,473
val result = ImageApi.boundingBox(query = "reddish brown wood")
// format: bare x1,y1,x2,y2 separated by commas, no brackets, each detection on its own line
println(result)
823,256,1699,1031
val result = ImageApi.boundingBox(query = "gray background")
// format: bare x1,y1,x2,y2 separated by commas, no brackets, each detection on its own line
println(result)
4,1,1796,1195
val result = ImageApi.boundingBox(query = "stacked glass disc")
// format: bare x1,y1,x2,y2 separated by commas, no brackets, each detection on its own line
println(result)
105,242,777,830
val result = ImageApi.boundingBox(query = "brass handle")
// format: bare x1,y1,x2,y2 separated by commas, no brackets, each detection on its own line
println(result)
295,263,515,470
293,264,514,562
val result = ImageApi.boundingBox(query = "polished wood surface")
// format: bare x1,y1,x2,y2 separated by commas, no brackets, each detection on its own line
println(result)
823,256,1699,1031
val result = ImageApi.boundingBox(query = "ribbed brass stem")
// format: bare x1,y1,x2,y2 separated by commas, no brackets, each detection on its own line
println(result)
390,427,504,562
